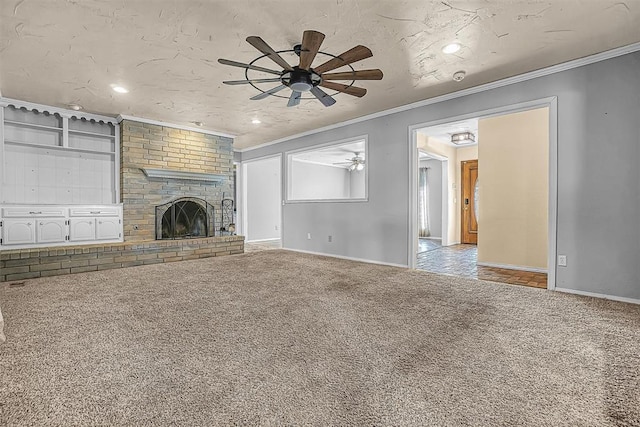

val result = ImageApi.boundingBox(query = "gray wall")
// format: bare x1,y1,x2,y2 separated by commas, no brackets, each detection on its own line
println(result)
420,159,442,238
245,156,281,241
241,52,640,300
290,160,349,200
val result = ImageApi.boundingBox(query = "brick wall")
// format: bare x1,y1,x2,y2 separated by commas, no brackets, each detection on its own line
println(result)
120,120,234,242
0,236,244,282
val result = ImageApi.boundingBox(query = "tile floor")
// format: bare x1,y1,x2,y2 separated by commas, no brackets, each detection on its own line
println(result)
244,239,282,253
244,238,547,289
417,243,548,289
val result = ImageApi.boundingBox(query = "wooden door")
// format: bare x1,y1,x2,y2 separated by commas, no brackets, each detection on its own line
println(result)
461,160,478,244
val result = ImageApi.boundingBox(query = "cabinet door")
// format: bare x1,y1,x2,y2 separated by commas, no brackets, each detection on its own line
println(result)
37,219,67,244
69,218,96,241
1,219,36,245
96,217,120,240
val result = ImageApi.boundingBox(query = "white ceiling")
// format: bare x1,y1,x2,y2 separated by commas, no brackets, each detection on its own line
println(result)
419,118,479,146
291,139,365,168
1,1,639,150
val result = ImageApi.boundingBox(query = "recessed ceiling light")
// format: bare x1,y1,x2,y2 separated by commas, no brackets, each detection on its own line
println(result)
111,85,129,94
68,104,83,111
442,43,461,54
193,121,204,127
252,119,261,124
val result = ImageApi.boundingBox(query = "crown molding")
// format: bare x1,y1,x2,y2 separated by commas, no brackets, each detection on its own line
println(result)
117,114,236,139
0,97,118,124
236,41,640,153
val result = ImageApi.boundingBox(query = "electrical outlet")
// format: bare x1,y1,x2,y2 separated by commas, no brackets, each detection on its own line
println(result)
328,235,332,242
307,233,311,240
558,255,567,267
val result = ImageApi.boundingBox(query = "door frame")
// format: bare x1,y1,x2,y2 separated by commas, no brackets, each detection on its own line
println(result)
407,96,558,290
460,159,479,245
418,150,450,246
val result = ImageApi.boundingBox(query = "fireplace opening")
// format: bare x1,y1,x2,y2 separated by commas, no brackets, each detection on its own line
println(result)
156,197,214,239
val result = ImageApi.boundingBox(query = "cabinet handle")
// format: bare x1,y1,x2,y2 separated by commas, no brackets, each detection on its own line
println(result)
27,222,32,226
29,211,42,215
90,211,101,214
40,222,43,226
99,221,102,224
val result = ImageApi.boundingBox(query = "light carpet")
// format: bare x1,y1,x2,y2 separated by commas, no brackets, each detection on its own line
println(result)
1,250,639,426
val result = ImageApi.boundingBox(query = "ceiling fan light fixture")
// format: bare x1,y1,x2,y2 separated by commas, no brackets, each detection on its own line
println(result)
348,163,357,172
356,162,365,171
451,132,476,145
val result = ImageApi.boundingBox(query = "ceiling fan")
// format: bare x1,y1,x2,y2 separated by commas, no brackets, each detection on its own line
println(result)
218,30,383,107
334,153,365,171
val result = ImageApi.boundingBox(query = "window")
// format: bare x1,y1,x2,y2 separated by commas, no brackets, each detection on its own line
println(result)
286,137,367,202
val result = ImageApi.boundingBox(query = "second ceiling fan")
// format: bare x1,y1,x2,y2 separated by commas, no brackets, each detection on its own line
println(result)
218,30,383,107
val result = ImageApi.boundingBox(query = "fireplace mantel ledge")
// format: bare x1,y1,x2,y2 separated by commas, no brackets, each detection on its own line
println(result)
141,168,225,183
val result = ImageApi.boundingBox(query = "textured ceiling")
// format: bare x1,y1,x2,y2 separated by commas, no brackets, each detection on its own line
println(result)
1,1,639,150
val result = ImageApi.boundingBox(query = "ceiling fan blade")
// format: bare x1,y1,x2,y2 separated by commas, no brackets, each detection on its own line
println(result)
319,81,367,98
310,87,336,107
246,36,294,71
218,59,282,76
312,45,373,74
299,30,325,71
223,78,283,85
250,85,287,100
287,90,302,107
321,69,383,81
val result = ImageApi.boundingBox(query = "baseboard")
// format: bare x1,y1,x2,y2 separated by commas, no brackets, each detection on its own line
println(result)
246,238,281,243
285,248,408,269
420,237,442,241
555,287,640,305
477,262,547,274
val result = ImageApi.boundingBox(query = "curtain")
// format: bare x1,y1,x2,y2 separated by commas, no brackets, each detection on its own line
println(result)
418,167,431,238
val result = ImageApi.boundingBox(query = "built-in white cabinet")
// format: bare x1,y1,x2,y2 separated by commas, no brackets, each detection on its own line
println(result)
0,204,123,249
1,219,36,245
69,218,96,242
0,98,119,206
37,219,67,244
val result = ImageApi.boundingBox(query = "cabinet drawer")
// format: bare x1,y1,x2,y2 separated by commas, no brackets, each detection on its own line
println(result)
69,207,120,217
2,207,67,218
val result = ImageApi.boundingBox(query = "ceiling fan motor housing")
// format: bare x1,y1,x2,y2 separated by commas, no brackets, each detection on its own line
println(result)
286,67,319,92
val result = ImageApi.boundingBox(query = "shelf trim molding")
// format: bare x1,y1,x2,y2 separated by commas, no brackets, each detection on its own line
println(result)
141,168,225,183
0,97,118,124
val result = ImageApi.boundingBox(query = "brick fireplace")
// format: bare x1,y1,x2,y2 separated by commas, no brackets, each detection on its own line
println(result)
0,120,243,282
120,120,233,241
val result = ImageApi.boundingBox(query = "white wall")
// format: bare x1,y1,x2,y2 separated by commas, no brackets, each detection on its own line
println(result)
244,156,281,241
241,51,640,300
289,160,349,200
419,159,442,238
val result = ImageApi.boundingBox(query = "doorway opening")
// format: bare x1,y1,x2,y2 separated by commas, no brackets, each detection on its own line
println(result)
411,102,554,289
240,155,283,251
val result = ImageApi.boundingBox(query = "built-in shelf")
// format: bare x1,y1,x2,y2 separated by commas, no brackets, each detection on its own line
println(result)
4,120,62,132
69,128,116,138
4,139,115,155
141,168,225,183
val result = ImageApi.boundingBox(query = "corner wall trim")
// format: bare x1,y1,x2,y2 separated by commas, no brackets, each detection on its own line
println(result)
476,262,547,274
236,41,640,153
284,248,408,269
117,114,236,139
555,287,640,305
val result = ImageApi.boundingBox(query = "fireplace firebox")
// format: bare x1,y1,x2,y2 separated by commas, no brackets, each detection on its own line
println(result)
156,197,214,240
